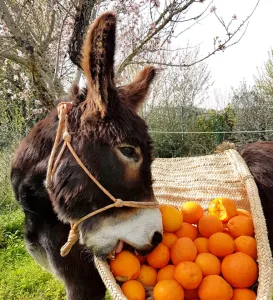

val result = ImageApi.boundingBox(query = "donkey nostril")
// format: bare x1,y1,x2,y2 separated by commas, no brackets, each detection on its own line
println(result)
151,231,163,246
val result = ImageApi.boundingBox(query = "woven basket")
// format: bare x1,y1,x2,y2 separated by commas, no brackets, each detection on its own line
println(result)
94,149,273,300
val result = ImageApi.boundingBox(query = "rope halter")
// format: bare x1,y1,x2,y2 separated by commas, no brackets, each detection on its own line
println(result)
46,102,159,257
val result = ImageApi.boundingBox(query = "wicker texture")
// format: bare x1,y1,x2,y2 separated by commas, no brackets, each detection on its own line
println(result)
94,149,273,300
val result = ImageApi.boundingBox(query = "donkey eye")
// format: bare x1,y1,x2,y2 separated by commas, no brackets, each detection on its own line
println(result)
120,147,136,158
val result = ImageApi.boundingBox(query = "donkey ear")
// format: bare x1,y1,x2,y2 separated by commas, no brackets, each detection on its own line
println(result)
119,67,156,112
81,12,116,117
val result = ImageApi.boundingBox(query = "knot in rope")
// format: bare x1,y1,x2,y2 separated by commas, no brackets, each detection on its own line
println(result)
57,102,73,117
114,199,124,207
63,131,71,143
60,226,79,257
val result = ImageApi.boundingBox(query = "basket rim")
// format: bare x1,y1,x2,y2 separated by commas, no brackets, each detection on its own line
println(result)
94,149,273,300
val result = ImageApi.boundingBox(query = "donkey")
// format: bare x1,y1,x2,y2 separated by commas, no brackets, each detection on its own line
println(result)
10,11,273,300
11,12,163,300
239,142,273,252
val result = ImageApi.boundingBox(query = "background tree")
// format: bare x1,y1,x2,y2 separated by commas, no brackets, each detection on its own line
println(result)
141,48,212,157
256,49,273,98
0,0,260,109
230,80,273,144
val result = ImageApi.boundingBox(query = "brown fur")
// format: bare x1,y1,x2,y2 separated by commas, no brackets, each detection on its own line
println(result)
114,145,144,182
118,66,157,112
81,12,116,117
11,12,160,300
239,141,273,251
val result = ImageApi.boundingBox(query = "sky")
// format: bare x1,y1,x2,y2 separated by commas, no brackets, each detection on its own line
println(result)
175,0,273,109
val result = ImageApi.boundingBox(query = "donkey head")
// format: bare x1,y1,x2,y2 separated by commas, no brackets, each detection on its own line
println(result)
50,12,162,258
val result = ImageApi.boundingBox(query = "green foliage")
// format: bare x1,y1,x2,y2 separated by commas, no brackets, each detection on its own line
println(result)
256,49,273,98
230,80,273,144
145,104,234,157
193,106,235,147
0,210,24,248
0,148,19,212
0,61,46,151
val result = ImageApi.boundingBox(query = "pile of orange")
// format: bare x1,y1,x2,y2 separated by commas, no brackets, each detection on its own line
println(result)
109,198,258,300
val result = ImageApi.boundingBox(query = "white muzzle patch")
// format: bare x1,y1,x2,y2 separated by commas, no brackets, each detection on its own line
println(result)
80,207,162,256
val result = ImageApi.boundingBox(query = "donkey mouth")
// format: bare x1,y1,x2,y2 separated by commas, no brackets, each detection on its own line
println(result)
115,240,124,254
107,240,153,260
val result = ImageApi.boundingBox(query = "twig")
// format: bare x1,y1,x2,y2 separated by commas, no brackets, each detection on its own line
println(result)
0,51,28,66
53,5,72,82
42,10,56,51
125,0,260,71
117,0,196,76
54,0,75,18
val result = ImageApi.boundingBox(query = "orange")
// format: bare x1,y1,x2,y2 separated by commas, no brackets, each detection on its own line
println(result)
195,253,221,277
110,250,140,281
154,279,184,300
194,237,209,253
208,232,235,257
234,236,257,260
136,255,146,265
223,228,234,240
157,265,175,282
175,223,199,241
227,216,254,238
236,208,251,217
198,215,223,238
231,289,256,300
181,202,204,224
221,252,258,288
208,197,237,222
198,275,233,300
160,205,183,232
138,264,157,286
146,243,170,269
162,233,178,249
174,261,203,289
184,288,199,299
171,237,197,265
121,280,145,300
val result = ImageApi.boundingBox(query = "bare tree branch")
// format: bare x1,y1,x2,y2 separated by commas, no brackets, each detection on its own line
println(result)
0,1,34,53
68,0,97,68
0,51,28,66
41,10,56,51
53,8,71,82
55,0,75,18
117,0,197,76
121,0,260,73
0,35,13,39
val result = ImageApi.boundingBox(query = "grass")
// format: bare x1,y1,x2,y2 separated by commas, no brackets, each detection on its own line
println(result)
0,148,64,299
0,210,66,300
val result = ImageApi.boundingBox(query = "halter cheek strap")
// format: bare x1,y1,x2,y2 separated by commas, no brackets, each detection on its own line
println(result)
46,102,158,257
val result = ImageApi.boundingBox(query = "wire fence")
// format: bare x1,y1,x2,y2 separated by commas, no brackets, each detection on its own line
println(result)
150,130,273,157
1,105,273,212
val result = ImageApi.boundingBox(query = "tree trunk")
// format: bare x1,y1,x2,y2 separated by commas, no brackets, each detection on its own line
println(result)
68,0,97,68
